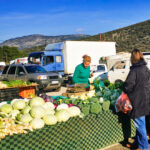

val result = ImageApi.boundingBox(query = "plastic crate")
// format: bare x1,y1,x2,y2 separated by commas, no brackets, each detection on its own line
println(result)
0,88,20,102
19,86,35,98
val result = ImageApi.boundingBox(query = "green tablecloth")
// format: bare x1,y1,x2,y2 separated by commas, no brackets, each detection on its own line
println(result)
0,110,135,150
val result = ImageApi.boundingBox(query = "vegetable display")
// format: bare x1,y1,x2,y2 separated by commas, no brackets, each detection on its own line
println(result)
0,78,123,140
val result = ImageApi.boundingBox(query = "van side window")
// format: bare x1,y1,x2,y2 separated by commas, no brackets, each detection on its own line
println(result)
44,56,54,65
8,66,16,74
114,61,126,69
56,56,62,63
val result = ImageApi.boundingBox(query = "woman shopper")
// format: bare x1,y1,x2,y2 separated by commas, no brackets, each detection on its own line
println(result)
73,54,93,91
123,49,150,150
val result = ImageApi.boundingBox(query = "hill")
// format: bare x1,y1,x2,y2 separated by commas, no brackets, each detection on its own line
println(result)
80,19,150,52
0,34,89,50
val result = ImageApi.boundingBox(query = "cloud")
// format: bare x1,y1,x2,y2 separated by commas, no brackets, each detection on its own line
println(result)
76,28,85,33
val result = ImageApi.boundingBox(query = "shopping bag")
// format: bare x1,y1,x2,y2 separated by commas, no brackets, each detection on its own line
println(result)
115,92,132,114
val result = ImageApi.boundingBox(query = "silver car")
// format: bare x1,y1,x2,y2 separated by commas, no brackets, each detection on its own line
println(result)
0,64,63,94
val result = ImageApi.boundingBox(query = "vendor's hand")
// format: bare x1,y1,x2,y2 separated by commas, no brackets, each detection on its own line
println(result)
90,72,94,77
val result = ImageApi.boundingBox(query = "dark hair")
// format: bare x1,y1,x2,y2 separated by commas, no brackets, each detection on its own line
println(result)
130,48,144,65
82,55,91,63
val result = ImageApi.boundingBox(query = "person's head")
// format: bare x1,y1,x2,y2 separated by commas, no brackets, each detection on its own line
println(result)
82,54,91,68
130,48,144,65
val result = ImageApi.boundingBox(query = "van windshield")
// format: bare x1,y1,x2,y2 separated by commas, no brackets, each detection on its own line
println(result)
28,53,43,64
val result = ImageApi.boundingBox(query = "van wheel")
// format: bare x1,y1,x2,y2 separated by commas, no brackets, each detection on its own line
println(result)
115,80,123,84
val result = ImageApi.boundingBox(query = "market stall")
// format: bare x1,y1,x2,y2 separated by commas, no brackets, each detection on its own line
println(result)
0,79,136,150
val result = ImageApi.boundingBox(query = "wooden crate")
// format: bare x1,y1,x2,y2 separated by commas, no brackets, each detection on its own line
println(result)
62,91,88,97
19,85,36,98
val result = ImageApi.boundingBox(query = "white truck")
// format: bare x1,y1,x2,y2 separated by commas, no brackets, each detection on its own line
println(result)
10,57,28,64
107,52,150,83
28,41,116,82
89,63,108,83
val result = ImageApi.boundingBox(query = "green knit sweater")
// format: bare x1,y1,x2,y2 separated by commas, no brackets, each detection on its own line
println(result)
73,63,90,88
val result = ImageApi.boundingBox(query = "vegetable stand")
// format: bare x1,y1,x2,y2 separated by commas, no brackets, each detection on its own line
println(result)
0,110,135,150
0,80,136,150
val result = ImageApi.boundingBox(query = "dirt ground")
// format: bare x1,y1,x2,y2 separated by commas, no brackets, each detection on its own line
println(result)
46,87,150,150
46,86,67,96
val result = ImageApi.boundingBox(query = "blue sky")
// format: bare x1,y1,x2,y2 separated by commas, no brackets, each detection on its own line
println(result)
0,0,150,42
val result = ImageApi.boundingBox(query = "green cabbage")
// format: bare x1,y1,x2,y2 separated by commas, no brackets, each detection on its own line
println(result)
21,106,31,114
20,113,32,123
55,110,70,122
56,103,69,111
30,106,46,118
30,118,44,129
10,110,20,119
0,104,12,114
30,97,45,107
43,102,55,110
45,109,55,115
43,114,57,125
13,100,26,110
67,106,81,117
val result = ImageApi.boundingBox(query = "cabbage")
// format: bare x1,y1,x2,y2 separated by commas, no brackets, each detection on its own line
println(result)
67,106,81,117
99,97,104,103
55,110,70,122
10,110,20,119
30,106,46,118
22,106,31,114
0,104,12,114
96,91,103,97
45,109,55,115
56,103,68,111
11,99,22,106
16,113,22,121
43,114,57,125
30,97,45,107
13,100,26,110
30,118,44,129
20,113,32,123
43,102,55,110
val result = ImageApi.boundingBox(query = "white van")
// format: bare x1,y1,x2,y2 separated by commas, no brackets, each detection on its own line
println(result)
107,53,150,83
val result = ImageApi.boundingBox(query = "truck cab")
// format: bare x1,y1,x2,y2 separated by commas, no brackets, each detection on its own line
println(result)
28,51,64,75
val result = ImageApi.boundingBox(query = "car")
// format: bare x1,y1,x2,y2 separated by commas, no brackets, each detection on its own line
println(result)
0,64,63,94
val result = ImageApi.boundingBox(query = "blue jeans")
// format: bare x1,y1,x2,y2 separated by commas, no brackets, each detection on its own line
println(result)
133,116,149,150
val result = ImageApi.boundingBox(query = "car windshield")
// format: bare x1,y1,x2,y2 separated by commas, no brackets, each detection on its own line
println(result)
97,65,105,71
25,66,47,73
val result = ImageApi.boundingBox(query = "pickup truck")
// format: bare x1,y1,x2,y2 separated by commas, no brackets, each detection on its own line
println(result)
89,64,108,83
0,64,63,94
107,54,150,83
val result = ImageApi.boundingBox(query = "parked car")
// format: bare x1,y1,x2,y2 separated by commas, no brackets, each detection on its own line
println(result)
0,64,63,94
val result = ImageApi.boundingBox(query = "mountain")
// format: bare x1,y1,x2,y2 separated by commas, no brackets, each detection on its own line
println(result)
0,34,89,50
80,19,150,52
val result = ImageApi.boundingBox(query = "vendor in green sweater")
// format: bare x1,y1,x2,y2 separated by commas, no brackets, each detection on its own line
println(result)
73,55,93,90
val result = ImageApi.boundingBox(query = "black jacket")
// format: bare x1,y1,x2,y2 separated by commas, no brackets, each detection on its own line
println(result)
123,60,150,119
